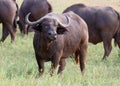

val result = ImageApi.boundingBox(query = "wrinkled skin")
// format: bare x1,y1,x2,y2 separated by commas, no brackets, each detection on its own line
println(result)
63,4,120,60
18,0,52,34
0,0,18,42
27,12,89,76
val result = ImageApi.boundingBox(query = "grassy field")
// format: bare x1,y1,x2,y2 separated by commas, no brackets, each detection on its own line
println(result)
0,0,120,86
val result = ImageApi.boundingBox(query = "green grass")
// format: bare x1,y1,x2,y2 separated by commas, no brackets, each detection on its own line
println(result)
0,0,120,86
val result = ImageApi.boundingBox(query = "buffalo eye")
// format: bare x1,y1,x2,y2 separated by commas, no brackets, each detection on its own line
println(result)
44,26,49,29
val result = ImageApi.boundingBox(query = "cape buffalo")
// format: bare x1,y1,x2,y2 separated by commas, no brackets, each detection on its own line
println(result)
25,11,89,75
18,0,52,34
63,4,120,60
0,0,18,42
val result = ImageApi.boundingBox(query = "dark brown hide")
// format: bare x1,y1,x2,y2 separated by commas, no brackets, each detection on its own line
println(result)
0,0,18,42
63,4,120,60
26,11,88,75
18,0,52,34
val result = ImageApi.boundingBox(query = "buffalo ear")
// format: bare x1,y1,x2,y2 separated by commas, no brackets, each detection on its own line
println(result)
57,26,68,34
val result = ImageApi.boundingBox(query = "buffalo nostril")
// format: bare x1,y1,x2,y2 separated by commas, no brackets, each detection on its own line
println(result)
48,32,52,35
48,31,57,36
54,33,57,36
47,32,57,41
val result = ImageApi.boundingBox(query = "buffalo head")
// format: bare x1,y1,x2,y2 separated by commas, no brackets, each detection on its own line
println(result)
25,12,71,41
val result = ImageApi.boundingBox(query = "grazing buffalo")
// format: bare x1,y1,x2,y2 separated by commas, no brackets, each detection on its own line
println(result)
18,0,52,34
0,0,18,42
63,4,120,60
25,11,89,75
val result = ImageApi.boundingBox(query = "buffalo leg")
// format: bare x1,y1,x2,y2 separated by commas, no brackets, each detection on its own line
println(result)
115,32,120,48
26,25,30,34
9,28,16,42
79,41,87,75
75,51,80,65
17,20,25,33
102,40,112,60
0,23,9,42
50,52,62,76
5,23,16,42
35,53,44,76
57,58,66,74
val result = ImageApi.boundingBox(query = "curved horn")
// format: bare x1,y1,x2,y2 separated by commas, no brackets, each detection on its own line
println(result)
25,13,36,25
25,13,52,25
55,15,71,27
25,12,71,27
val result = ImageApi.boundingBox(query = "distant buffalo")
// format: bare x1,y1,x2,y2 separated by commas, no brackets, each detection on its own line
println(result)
64,4,120,60
25,11,89,75
18,0,52,34
0,0,18,42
